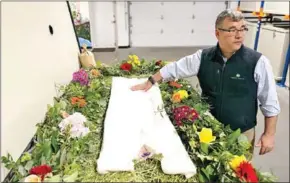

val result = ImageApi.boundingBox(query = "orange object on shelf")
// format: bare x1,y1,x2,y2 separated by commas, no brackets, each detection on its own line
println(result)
284,15,290,20
252,11,267,17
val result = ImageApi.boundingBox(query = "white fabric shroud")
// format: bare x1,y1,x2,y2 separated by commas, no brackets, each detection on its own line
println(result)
96,77,197,178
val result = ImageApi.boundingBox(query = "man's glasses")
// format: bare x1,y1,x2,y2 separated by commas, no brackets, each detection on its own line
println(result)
218,27,249,36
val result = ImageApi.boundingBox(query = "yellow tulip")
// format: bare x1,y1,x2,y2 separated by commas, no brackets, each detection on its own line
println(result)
198,128,216,144
229,155,247,170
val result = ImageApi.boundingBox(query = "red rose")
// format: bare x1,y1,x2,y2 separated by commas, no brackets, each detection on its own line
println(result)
236,161,258,183
29,164,52,181
120,63,132,71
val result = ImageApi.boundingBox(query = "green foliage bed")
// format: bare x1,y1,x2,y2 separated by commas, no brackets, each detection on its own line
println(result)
1,56,277,182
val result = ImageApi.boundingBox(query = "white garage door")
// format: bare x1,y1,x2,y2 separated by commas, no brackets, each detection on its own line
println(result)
129,2,226,47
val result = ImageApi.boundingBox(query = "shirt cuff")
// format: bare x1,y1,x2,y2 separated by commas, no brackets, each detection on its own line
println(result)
260,103,281,117
160,66,174,81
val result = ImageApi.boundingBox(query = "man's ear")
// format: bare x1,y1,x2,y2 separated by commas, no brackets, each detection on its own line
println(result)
215,29,219,38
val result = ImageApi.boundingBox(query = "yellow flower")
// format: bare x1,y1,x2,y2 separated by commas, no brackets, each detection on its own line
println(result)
198,128,216,144
127,55,141,66
229,155,247,170
24,175,41,182
177,90,188,99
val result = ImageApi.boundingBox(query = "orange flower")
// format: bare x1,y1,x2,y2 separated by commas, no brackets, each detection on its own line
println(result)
91,69,101,77
172,93,181,103
169,81,182,88
71,97,79,105
78,99,87,107
71,97,86,107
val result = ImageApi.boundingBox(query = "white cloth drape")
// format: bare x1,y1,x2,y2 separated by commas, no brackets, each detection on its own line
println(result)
96,77,196,178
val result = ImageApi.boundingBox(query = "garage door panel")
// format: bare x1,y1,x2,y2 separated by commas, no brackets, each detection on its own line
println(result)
161,2,195,18
130,2,226,47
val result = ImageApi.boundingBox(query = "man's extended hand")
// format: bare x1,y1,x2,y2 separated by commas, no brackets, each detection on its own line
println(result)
130,81,152,92
255,133,275,155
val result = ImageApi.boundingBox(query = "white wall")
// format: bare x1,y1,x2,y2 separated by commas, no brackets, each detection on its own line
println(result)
228,1,238,10
1,2,80,180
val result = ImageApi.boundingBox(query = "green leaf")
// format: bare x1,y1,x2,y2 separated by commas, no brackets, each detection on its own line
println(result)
199,168,209,182
201,168,210,180
18,165,27,176
96,61,102,68
205,165,215,179
196,153,215,162
63,171,78,182
59,100,67,110
20,152,31,162
60,148,67,167
238,134,248,143
189,139,196,149
43,141,52,159
41,156,46,165
227,129,241,146
200,142,209,154
24,160,34,171
51,131,59,153
45,174,62,182
98,99,107,107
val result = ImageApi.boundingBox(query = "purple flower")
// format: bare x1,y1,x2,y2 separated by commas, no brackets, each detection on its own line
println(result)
72,69,89,86
142,152,151,158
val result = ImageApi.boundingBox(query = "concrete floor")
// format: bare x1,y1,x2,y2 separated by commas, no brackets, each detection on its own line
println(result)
93,47,289,182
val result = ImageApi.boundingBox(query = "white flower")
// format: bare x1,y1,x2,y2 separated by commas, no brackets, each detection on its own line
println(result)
58,112,90,138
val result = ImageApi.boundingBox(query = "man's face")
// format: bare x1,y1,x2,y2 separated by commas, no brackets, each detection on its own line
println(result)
215,17,247,52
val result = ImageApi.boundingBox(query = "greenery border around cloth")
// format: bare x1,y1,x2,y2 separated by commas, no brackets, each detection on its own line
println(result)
1,55,278,182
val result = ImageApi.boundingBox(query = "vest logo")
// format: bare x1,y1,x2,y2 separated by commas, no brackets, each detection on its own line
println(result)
231,73,244,80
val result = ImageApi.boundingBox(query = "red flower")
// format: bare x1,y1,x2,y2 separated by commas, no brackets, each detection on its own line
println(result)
29,165,52,181
235,161,258,183
120,63,132,71
176,120,182,126
173,106,199,126
169,81,182,88
189,108,199,121
156,60,163,66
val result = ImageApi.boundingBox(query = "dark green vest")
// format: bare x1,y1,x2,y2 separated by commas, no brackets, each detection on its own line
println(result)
197,44,261,133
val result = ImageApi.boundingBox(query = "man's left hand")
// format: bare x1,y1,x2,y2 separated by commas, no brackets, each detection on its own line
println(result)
255,133,275,155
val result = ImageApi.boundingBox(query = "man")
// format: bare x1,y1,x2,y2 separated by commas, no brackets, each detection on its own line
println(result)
131,9,280,156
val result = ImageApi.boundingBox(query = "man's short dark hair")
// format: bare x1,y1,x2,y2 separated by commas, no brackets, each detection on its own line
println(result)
215,9,245,28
